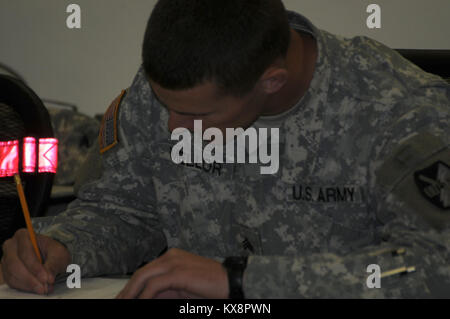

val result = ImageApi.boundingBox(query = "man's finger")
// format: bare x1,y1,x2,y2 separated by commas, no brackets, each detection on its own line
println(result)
43,258,60,285
138,272,180,299
42,237,72,285
15,230,48,284
2,252,47,295
117,258,171,299
153,289,204,299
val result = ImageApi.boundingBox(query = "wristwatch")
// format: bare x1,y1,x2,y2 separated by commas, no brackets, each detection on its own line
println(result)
222,256,248,299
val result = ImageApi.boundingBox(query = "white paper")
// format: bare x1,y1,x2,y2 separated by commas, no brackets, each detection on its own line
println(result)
0,277,129,299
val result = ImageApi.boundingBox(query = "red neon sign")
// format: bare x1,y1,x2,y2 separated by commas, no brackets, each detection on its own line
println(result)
23,137,36,173
0,137,58,177
0,140,19,177
38,138,58,173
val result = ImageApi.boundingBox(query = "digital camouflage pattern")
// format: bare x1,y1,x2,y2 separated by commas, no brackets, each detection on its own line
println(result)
32,11,450,298
47,108,100,186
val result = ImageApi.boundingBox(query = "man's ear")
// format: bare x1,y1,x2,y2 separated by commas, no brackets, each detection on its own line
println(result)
258,66,288,94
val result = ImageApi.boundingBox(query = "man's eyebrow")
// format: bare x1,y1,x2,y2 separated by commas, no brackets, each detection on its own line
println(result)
151,88,213,117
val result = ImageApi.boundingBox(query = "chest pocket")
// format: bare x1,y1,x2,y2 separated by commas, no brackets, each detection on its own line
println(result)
150,142,188,250
177,162,238,256
279,178,375,255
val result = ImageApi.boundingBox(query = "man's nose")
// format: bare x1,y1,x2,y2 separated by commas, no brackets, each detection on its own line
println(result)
168,111,194,132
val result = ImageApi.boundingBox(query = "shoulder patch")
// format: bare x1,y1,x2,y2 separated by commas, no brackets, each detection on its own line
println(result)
376,133,450,229
414,161,450,210
99,90,127,154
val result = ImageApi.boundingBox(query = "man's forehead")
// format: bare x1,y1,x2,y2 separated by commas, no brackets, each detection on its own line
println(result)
149,80,223,114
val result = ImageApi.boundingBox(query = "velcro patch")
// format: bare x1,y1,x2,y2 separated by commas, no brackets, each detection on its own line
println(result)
99,90,127,154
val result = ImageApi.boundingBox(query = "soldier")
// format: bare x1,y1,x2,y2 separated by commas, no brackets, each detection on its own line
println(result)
2,0,449,298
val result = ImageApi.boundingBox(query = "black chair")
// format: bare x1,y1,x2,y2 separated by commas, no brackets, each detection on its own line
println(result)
0,74,55,258
396,49,450,83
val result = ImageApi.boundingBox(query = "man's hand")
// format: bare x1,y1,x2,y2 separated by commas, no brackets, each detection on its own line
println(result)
116,248,229,299
1,229,71,295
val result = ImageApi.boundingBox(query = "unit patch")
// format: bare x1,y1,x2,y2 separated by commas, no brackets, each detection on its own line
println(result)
414,161,450,210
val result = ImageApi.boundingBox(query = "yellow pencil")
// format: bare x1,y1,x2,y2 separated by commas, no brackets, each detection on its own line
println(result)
14,174,43,264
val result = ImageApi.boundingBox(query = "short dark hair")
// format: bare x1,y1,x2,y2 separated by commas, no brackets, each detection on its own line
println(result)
142,0,291,96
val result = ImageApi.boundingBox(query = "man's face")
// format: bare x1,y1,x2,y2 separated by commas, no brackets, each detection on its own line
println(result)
149,80,266,135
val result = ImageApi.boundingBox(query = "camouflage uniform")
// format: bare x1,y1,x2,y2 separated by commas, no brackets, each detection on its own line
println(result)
47,108,100,186
32,11,450,298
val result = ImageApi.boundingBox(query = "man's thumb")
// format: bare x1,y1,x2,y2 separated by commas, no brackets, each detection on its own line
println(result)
39,236,71,285
43,257,61,284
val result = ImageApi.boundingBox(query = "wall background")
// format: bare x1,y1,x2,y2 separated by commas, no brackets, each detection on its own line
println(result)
1,0,449,116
